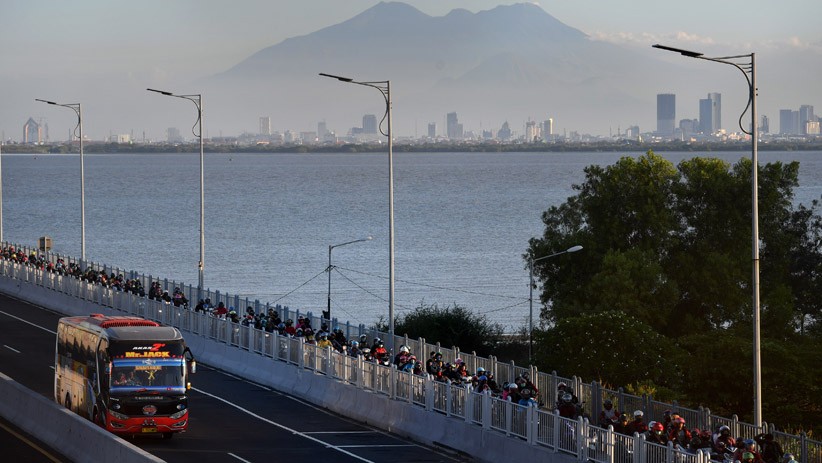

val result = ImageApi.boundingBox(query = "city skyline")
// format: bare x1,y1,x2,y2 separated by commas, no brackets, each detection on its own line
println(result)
2,1,820,140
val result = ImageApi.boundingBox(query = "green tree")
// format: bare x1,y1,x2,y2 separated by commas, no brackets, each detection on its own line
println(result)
390,303,503,357
528,150,822,432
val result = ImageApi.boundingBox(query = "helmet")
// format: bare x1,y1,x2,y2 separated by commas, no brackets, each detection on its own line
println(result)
374,337,382,344
783,454,795,462
744,439,755,450
673,416,685,426
359,334,367,342
435,352,442,360
620,413,629,422
558,382,567,390
508,383,518,390
399,345,410,353
319,334,327,339
719,425,730,435
455,357,463,365
350,341,359,347
478,375,487,381
742,452,755,462
604,399,613,408
652,422,664,433
477,367,486,374
633,410,644,418
362,347,371,354
562,393,573,403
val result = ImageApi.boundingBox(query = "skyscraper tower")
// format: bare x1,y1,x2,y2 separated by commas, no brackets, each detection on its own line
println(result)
259,116,271,136
446,112,463,139
656,94,676,136
699,93,721,134
799,105,815,135
362,114,377,134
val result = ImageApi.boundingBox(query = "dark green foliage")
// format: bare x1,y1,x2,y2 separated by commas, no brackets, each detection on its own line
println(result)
392,303,504,357
529,150,822,432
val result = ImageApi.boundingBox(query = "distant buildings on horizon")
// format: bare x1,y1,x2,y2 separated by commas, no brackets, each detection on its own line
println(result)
9,95,821,145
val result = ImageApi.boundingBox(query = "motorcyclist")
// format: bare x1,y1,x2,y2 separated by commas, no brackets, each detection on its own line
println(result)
647,421,668,445
598,399,621,428
625,410,649,435
713,425,736,451
667,416,691,448
557,393,578,419
754,433,785,463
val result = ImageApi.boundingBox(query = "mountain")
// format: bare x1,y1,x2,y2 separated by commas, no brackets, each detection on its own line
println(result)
200,2,675,137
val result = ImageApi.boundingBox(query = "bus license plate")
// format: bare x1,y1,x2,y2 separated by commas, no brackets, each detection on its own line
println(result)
142,427,158,433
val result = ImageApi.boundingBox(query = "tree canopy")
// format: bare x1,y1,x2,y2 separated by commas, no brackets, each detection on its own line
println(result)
528,151,822,432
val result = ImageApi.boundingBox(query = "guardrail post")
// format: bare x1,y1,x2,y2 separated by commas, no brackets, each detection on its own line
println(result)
424,377,434,411
465,390,474,423
356,355,364,389
553,410,561,453
297,340,305,369
504,399,512,436
606,425,615,463
666,440,674,463
527,404,536,445
578,416,586,461
390,366,397,400
731,414,739,438
446,381,452,417
800,432,808,463
482,392,491,430
635,432,646,463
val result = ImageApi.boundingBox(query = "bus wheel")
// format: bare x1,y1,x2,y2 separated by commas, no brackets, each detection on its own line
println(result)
161,432,174,440
65,393,72,410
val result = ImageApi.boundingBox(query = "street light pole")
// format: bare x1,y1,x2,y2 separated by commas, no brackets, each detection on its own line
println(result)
319,73,395,351
652,44,761,427
528,245,583,364
326,236,373,321
35,99,85,262
147,89,205,296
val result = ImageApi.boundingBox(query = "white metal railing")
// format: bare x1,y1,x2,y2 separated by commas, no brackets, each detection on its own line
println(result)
1,246,819,463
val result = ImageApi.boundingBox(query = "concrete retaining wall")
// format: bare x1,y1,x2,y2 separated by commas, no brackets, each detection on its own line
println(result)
0,371,164,463
0,273,570,463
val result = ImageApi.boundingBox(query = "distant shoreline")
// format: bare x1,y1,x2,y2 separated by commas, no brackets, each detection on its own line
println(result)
3,140,821,155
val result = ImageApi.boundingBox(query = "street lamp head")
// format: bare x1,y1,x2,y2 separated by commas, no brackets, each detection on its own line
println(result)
35,99,58,105
652,44,704,58
146,88,173,96
566,245,583,253
319,72,354,82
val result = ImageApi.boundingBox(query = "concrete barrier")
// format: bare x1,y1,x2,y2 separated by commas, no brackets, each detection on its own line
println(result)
0,371,164,463
0,272,571,463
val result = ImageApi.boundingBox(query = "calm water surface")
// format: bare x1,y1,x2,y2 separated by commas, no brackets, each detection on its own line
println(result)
3,150,821,329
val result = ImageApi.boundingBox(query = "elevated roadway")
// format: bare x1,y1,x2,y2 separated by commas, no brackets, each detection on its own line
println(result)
0,293,467,463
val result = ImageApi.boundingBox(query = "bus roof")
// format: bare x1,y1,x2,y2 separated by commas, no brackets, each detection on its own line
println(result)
59,314,184,342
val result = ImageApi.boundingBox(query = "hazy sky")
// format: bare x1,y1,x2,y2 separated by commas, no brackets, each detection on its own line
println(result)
3,0,821,139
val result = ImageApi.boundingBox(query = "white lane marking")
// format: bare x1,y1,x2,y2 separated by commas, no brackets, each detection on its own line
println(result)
305,431,379,434
0,310,57,334
3,345,21,353
338,444,416,448
192,387,375,463
227,453,253,463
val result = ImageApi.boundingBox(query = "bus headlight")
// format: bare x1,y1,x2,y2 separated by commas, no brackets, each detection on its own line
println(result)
170,409,188,419
109,409,129,421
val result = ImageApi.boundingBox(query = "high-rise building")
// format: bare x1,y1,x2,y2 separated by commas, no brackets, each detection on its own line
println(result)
525,121,540,142
680,119,699,138
362,114,377,134
427,122,436,138
699,93,721,134
760,115,769,134
259,116,271,136
543,118,554,141
497,121,512,141
167,127,182,143
317,121,328,140
799,105,815,135
779,109,800,135
446,112,463,139
656,94,676,135
23,117,43,144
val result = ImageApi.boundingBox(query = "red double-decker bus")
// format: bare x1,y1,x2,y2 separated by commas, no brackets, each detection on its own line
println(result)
55,314,196,439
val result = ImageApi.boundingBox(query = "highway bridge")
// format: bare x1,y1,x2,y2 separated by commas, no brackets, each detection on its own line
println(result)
0,293,470,462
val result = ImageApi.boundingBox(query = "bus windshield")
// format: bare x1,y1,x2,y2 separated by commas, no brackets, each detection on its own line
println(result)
110,359,185,393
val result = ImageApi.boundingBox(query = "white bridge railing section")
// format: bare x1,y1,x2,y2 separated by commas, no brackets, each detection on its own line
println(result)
0,246,818,463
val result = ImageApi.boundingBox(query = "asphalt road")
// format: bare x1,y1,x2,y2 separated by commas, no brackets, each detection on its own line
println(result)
0,293,468,463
